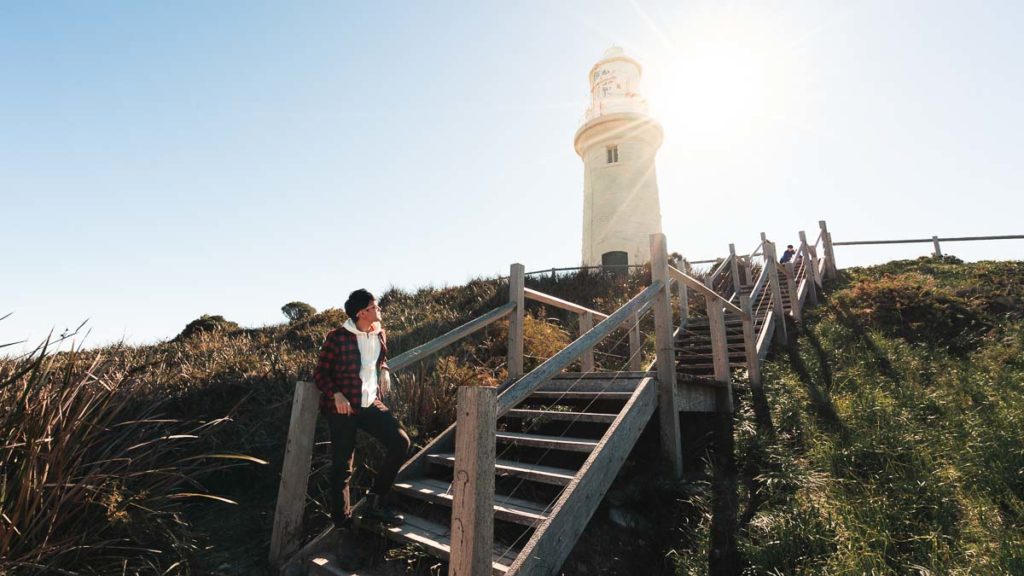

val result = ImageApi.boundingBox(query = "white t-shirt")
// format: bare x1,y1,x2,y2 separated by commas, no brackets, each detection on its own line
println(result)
342,319,381,407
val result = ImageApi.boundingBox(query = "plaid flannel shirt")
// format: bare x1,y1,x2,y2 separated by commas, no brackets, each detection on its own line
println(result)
313,326,388,414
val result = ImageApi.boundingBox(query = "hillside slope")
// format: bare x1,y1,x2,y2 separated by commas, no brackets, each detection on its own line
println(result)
4,259,1022,575
667,258,1024,575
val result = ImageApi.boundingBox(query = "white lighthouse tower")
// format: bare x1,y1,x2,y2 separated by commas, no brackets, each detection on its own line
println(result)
574,46,664,268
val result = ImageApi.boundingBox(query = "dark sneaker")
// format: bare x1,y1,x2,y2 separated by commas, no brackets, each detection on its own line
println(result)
331,525,366,571
363,494,404,526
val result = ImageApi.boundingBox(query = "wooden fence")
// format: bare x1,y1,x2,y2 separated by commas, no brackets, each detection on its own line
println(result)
833,234,1024,258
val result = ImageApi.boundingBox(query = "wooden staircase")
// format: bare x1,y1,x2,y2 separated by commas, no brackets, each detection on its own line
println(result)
273,226,838,576
306,372,657,575
675,276,794,381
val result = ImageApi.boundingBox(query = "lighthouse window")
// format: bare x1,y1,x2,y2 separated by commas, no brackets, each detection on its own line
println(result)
606,145,619,164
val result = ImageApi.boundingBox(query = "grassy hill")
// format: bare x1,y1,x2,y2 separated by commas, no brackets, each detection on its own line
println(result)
669,258,1024,575
2,259,1022,575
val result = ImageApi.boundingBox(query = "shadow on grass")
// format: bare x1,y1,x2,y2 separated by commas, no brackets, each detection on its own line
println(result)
834,306,901,383
785,336,844,433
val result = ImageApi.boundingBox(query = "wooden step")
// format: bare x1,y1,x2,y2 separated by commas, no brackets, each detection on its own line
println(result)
367,511,519,575
551,371,651,380
495,431,599,453
677,346,748,354
504,409,617,424
393,477,548,527
537,377,642,394
677,353,747,362
528,390,634,401
676,345,746,354
677,333,750,341
427,454,576,486
677,360,745,369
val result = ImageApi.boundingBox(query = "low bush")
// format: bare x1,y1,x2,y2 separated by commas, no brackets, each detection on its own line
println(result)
833,272,989,353
175,314,240,341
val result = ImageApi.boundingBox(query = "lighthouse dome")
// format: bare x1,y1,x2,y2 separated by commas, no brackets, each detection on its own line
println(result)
584,46,647,121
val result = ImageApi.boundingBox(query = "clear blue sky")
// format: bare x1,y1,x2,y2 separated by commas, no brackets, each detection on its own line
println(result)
2,1,1022,349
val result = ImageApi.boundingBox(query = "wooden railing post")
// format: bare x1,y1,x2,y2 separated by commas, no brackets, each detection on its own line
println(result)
932,236,943,258
678,279,689,331
508,263,525,380
728,243,742,296
269,380,320,567
650,233,683,478
785,262,802,321
705,295,733,413
798,231,819,306
762,235,788,345
819,220,837,279
449,385,497,576
579,311,595,372
628,312,642,371
739,294,761,390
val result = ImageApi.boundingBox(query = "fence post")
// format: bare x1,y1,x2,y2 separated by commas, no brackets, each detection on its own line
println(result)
932,236,943,258
449,385,497,576
728,243,742,297
739,294,761,390
785,262,802,322
650,233,683,478
819,220,837,278
508,263,525,380
579,311,595,372
678,278,689,331
762,235,788,345
798,231,819,306
269,380,320,567
705,294,733,413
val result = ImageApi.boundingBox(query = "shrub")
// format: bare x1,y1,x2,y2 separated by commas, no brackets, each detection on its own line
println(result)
176,314,240,341
281,301,317,323
833,272,989,353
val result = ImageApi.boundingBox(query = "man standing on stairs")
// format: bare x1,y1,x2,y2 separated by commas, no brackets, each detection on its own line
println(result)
780,245,796,264
314,288,411,531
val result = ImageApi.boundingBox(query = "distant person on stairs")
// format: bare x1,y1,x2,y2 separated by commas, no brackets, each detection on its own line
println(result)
780,245,796,264
314,288,410,529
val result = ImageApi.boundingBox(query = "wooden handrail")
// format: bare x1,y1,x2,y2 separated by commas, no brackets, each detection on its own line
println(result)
389,302,517,372
497,282,663,414
755,309,776,360
833,234,1024,246
707,254,733,286
667,266,747,319
748,263,770,304
745,240,764,260
524,288,610,320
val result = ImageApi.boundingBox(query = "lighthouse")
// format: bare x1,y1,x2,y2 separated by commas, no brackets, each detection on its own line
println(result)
574,46,664,268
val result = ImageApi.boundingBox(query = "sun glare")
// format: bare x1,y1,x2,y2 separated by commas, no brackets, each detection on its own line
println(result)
646,12,805,150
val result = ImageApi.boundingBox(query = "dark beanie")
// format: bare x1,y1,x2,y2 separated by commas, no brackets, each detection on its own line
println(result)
344,289,375,320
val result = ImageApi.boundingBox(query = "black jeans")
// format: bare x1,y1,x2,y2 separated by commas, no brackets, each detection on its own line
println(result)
326,401,411,528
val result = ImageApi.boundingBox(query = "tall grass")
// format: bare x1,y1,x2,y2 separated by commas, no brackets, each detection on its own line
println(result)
0,331,266,575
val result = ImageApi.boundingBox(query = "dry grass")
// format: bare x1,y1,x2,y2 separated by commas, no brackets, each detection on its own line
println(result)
1,271,651,574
